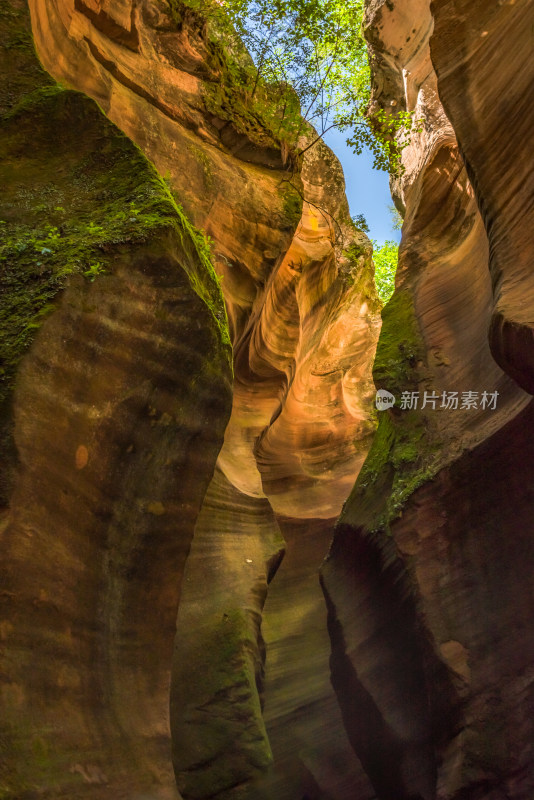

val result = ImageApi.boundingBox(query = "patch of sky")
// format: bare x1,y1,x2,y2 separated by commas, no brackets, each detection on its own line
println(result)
322,128,401,247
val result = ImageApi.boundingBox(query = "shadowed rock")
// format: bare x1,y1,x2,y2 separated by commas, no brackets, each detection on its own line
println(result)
0,1,231,795
2,0,380,797
322,2,534,799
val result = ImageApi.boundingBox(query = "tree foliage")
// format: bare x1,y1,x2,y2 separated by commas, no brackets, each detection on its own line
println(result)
352,213,369,233
388,203,403,230
372,240,398,303
191,0,416,173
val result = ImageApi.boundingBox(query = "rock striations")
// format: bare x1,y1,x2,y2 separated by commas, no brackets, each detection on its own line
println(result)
2,0,534,798
1,0,379,797
1,2,232,797
430,0,534,398
171,135,379,799
322,1,534,799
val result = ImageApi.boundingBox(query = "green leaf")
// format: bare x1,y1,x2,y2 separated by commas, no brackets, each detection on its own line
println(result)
372,240,398,303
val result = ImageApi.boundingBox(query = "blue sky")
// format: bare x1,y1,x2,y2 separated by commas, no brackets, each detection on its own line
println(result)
322,129,401,247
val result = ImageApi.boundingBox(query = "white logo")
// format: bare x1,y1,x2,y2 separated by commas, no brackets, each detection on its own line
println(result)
375,389,396,411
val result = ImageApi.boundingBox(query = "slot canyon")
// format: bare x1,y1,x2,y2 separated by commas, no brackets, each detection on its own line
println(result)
1,0,534,798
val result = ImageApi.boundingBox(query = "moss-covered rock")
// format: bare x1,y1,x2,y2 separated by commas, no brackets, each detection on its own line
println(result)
164,0,302,168
372,287,423,397
173,607,272,799
338,284,440,534
0,0,230,503
0,3,233,792
344,410,441,533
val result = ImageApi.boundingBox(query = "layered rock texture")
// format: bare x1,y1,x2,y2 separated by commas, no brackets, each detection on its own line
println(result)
1,0,379,797
1,2,232,797
171,139,379,798
430,0,534,398
322,1,534,799
3,0,534,797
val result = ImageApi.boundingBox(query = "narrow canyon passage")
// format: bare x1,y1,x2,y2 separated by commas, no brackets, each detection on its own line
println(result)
169,165,380,796
3,0,534,798
171,485,375,799
260,517,374,800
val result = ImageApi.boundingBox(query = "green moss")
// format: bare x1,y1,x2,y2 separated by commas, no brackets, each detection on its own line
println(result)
343,241,367,261
391,440,419,467
0,0,231,505
177,608,272,798
340,285,440,532
202,65,284,154
3,82,63,117
356,412,395,490
338,226,381,312
343,408,440,533
187,143,215,191
166,0,302,157
0,0,55,114
0,87,230,405
281,184,303,230
373,287,423,397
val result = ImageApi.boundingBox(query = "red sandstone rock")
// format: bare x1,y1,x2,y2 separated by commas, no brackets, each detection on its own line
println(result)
322,2,534,799
430,0,534,397
0,6,232,794
2,0,380,797
12,0,534,796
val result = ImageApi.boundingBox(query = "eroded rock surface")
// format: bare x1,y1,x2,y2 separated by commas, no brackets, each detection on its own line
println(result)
1,1,232,796
8,0,533,796
430,0,534,397
171,136,379,799
322,2,534,799
2,0,380,797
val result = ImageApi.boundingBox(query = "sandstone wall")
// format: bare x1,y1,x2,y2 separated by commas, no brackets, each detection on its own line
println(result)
4,0,532,797
322,1,534,798
1,2,232,796
1,0,380,797
171,136,379,799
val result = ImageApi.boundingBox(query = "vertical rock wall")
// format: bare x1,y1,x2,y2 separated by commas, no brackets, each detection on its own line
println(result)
322,1,534,799
8,0,533,796
430,0,534,397
2,0,381,797
1,1,232,796
171,136,379,799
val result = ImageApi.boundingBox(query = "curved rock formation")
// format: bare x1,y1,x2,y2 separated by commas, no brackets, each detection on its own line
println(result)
25,0,380,518
322,1,534,799
171,136,379,799
2,0,380,797
8,0,534,796
430,0,534,397
1,2,231,796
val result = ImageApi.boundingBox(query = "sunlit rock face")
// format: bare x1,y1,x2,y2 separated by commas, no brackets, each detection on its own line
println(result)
1,0,381,798
171,137,379,799
322,1,534,799
221,139,379,520
27,0,380,519
28,0,301,290
430,0,534,397
0,5,232,797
